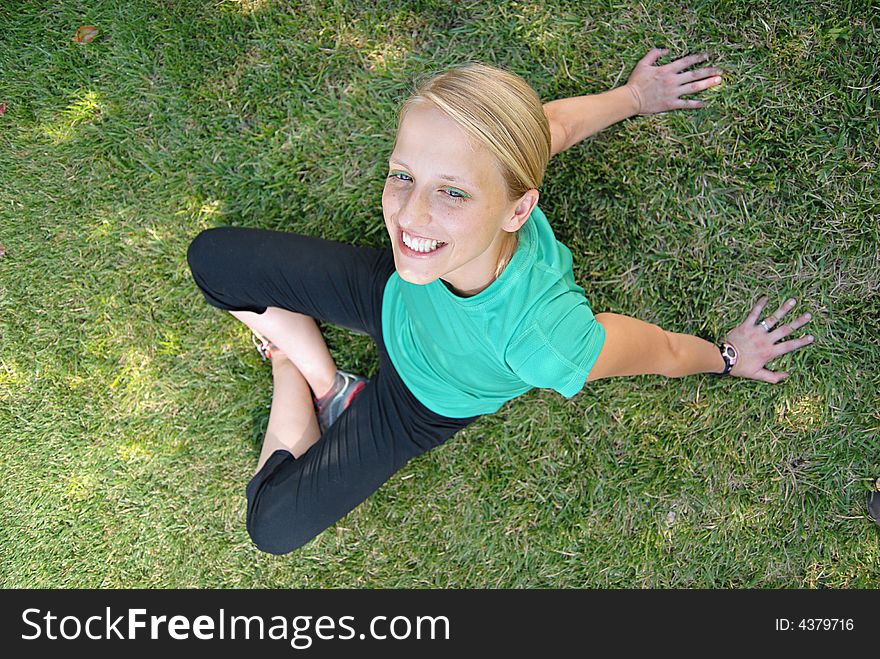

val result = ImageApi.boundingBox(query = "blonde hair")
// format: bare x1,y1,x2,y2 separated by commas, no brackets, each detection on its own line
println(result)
395,62,551,201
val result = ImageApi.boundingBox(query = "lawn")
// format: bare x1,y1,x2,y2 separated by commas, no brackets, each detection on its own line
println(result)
0,0,877,587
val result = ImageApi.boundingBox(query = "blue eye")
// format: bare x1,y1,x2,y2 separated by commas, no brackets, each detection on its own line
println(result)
444,187,471,202
388,172,469,202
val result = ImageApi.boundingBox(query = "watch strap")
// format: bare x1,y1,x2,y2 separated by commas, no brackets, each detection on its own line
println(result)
709,341,738,377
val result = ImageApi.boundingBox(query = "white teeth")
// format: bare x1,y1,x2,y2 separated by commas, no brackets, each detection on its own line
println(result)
402,230,444,253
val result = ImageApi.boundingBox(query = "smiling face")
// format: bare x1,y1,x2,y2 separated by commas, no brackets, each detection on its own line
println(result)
382,101,538,297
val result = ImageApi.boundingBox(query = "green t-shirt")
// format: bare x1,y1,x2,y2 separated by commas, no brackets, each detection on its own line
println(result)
381,205,606,418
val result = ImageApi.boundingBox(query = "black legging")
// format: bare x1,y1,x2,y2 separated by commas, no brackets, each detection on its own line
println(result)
186,227,480,554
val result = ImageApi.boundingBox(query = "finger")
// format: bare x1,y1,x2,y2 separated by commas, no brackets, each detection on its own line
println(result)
769,312,812,341
756,368,788,384
771,334,815,358
769,297,797,323
761,298,796,330
677,76,723,95
667,51,711,73
672,98,707,110
680,66,724,83
747,295,770,324
638,47,670,67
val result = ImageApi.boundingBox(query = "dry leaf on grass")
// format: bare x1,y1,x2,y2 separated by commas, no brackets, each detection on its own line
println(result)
0,244,7,258
0,103,7,116
73,26,99,44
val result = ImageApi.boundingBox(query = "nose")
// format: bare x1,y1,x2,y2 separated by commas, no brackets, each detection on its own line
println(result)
396,186,430,230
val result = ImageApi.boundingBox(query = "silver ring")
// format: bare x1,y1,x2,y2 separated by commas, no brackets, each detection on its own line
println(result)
760,319,771,331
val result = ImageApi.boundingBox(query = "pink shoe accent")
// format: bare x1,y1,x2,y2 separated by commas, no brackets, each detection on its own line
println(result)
343,380,367,409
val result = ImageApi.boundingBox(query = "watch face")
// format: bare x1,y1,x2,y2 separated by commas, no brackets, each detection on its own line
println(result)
725,344,737,360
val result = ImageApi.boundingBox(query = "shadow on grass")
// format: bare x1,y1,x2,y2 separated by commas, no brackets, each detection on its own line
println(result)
249,403,271,448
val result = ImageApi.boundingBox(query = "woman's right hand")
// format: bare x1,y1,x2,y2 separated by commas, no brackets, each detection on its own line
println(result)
723,295,815,383
625,48,724,115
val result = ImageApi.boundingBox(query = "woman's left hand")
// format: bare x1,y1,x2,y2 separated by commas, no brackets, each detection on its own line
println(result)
723,295,815,384
625,48,724,115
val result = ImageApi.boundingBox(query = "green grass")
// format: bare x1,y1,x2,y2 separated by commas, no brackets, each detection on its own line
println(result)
1,0,877,588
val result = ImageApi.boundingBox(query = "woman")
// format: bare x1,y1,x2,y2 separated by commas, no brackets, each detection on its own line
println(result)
187,48,815,554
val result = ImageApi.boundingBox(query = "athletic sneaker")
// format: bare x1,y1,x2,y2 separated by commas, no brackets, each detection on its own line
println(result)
251,330,367,432
313,370,368,433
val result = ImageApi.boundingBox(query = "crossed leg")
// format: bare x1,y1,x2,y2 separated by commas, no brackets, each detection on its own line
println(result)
187,227,479,552
229,307,337,472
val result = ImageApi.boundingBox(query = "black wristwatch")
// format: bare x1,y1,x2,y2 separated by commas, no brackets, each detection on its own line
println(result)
709,342,738,377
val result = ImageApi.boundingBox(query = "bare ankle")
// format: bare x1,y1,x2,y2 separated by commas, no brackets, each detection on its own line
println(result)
312,370,338,401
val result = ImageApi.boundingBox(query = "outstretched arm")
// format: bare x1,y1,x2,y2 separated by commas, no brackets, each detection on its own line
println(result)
586,295,814,385
543,49,725,157
544,86,637,158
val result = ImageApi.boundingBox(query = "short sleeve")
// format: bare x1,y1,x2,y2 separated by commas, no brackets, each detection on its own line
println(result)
505,295,606,397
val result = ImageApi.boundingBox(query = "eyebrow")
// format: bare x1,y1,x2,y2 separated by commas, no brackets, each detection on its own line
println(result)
388,159,473,188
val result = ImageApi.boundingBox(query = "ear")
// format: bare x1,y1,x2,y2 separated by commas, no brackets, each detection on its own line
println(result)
502,189,540,232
